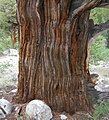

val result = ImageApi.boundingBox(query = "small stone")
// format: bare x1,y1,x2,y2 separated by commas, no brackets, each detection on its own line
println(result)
26,100,52,120
94,86,103,92
60,114,68,120
3,49,18,56
0,109,6,119
10,89,17,93
0,98,14,119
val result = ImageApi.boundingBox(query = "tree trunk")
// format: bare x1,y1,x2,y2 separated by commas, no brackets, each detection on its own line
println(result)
11,30,16,48
14,0,102,113
106,30,109,48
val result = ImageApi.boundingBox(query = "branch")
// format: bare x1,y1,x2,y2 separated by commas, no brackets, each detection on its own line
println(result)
89,20,109,41
98,0,109,8
69,0,102,20
69,0,109,21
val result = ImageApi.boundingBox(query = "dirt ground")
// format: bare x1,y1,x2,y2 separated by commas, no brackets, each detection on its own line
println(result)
0,55,91,120
0,55,109,119
0,85,91,120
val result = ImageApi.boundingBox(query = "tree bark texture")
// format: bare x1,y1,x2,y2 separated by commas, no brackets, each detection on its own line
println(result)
16,0,104,113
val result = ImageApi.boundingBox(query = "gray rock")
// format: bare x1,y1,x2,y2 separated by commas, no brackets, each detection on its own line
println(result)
26,100,52,120
0,109,6,119
9,89,17,93
0,56,18,87
95,77,109,92
3,49,18,56
0,98,14,119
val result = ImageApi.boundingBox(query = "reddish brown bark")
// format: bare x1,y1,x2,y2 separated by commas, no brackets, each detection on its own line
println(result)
15,0,106,113
10,31,16,48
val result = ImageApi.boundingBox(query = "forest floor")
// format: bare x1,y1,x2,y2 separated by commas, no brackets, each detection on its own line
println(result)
0,55,89,120
0,85,90,120
0,53,109,119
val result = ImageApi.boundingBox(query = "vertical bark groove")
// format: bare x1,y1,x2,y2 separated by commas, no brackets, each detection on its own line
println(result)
15,0,103,113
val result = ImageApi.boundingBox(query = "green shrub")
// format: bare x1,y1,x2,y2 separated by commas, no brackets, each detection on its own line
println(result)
0,32,18,51
87,101,109,120
90,35,109,64
93,101,109,120
0,34,12,51
90,8,109,64
0,0,17,52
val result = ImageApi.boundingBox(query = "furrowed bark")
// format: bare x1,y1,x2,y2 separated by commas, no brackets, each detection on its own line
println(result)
15,0,109,113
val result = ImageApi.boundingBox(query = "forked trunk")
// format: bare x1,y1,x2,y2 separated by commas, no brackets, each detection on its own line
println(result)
15,0,95,113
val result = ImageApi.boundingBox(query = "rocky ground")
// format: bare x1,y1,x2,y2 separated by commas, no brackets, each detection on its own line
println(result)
0,49,109,119
89,61,109,92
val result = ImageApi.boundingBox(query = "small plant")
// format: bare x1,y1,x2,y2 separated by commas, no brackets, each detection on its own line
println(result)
90,35,109,64
93,101,109,120
87,100,109,120
17,115,23,120
0,32,18,52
